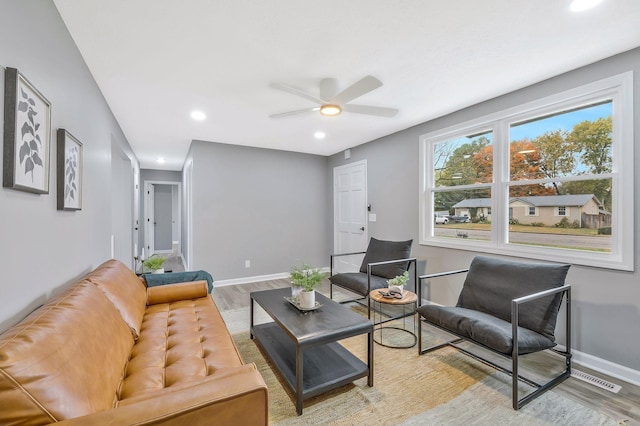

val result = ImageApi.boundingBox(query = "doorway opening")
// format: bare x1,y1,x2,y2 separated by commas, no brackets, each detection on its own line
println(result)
144,181,181,259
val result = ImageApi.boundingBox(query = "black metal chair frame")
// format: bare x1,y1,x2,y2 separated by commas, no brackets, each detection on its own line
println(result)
329,252,417,320
417,269,572,410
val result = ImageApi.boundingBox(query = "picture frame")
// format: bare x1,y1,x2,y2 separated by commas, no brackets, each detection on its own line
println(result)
56,129,83,211
3,67,51,194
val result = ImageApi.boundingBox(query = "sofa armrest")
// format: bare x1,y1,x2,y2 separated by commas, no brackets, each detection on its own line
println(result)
143,270,214,293
55,364,268,426
147,280,209,305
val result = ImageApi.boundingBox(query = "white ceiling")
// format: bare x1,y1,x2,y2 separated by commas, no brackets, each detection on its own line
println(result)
53,0,640,171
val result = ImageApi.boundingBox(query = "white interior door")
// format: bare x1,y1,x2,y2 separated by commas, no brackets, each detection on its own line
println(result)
333,160,368,273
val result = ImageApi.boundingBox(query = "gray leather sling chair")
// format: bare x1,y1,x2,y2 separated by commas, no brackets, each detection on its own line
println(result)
329,237,416,319
416,256,572,410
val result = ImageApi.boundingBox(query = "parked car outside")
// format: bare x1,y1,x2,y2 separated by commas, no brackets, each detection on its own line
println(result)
448,215,470,223
435,215,449,224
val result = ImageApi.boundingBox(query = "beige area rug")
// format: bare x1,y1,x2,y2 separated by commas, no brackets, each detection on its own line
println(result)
228,308,619,425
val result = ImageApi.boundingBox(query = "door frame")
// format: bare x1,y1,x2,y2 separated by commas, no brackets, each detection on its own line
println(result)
333,160,368,260
144,180,182,256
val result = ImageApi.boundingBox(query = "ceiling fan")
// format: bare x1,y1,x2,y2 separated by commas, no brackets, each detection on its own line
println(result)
269,75,398,118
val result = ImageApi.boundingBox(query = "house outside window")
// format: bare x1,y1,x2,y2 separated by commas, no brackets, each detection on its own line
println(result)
420,73,634,271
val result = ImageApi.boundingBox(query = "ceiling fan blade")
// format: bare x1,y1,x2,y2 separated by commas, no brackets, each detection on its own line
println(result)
269,107,319,118
333,75,383,104
269,82,323,105
319,78,339,102
342,104,398,117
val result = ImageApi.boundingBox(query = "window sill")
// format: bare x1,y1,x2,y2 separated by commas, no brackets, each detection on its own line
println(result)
419,237,632,271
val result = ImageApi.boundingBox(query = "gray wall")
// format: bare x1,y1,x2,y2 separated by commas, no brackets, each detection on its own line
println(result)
329,47,640,374
187,141,330,280
0,0,138,332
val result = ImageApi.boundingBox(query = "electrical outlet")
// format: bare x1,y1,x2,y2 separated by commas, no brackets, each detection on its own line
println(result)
245,260,251,268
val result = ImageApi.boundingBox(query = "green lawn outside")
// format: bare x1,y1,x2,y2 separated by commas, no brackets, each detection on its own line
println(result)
439,222,604,236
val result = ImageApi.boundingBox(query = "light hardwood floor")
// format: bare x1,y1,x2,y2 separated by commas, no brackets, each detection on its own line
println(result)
213,278,640,424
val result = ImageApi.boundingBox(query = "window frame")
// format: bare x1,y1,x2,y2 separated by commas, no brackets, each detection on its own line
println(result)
419,72,634,271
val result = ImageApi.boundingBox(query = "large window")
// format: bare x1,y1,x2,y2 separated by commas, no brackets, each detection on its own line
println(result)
420,73,634,270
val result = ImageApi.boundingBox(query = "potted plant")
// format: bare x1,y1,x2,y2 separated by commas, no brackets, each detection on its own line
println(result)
290,263,325,308
387,271,409,295
143,255,165,274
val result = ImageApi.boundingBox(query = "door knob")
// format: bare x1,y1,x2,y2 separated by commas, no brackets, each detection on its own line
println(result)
360,227,365,231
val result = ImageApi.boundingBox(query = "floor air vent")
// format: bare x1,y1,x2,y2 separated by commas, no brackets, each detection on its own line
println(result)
571,369,621,393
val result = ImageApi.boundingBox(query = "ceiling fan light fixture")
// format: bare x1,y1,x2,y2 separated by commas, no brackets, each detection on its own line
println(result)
320,104,341,116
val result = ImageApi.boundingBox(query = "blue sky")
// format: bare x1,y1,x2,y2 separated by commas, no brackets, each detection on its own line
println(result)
510,102,612,141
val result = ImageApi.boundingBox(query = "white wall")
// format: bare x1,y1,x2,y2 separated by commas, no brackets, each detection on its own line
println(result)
0,0,138,331
329,47,640,380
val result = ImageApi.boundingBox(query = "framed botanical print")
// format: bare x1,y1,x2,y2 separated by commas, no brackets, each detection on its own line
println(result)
57,129,83,211
3,67,51,194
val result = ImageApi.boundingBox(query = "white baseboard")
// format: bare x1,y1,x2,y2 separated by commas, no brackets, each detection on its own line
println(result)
215,272,289,287
214,267,330,287
570,348,640,387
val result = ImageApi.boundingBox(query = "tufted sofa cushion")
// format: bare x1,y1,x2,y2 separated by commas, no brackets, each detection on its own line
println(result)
118,293,244,401
86,259,148,339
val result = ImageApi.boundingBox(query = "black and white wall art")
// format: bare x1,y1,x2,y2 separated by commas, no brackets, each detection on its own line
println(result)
56,129,83,211
3,67,51,194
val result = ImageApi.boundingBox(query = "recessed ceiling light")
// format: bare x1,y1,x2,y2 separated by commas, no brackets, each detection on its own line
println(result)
314,131,326,139
190,110,206,121
157,157,166,164
569,0,603,12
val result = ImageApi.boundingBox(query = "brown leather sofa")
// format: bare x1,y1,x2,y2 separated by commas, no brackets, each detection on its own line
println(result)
0,259,268,425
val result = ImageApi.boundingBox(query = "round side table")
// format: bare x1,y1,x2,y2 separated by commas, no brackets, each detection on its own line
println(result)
369,289,418,349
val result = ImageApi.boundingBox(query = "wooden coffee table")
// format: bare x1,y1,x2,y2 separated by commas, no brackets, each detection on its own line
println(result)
250,287,373,415
369,289,418,349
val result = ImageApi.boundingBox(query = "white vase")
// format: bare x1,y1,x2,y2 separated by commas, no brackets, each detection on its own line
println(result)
299,290,316,309
151,268,164,274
